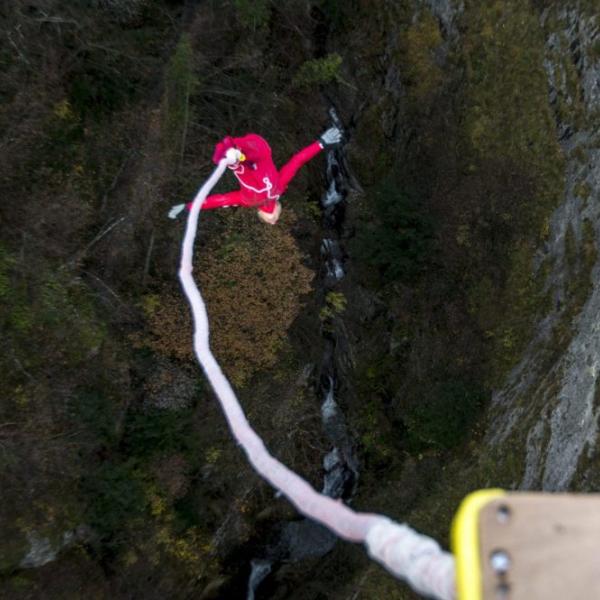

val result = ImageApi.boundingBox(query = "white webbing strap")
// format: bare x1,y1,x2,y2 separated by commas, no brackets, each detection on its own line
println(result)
178,158,456,600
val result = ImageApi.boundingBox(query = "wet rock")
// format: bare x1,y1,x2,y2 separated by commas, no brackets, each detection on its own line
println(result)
247,560,272,600
423,0,464,39
19,526,89,569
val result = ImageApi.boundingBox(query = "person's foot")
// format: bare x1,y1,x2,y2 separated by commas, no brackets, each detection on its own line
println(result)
257,202,282,225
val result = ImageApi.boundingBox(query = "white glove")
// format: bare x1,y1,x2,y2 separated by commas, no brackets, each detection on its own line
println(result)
319,126,342,148
168,203,185,219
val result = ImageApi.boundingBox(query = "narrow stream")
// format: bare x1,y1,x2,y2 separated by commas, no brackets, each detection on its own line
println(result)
246,108,358,599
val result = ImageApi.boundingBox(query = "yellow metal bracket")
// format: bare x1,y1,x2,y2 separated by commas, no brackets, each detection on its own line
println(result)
451,488,506,600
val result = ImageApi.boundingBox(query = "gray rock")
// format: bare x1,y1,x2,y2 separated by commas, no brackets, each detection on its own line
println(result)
19,527,88,569
488,7,600,491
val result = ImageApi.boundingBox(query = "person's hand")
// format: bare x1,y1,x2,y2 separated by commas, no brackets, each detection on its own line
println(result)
168,203,185,219
319,126,342,148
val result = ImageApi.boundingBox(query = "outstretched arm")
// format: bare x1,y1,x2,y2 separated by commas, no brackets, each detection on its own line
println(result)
278,127,343,192
169,190,244,219
278,142,323,191
186,190,244,211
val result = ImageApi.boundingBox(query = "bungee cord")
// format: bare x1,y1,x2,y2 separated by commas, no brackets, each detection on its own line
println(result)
178,151,456,600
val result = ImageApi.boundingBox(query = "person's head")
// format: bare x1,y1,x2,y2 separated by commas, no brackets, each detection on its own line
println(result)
213,136,245,167
213,137,229,164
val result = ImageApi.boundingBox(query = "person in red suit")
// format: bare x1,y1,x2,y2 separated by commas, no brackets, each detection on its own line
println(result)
168,127,342,224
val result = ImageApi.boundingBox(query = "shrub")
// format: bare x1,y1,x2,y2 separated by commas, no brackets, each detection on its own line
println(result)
142,209,314,386
403,377,484,451
319,291,347,320
71,389,119,447
401,10,444,106
161,35,196,164
292,53,344,88
123,408,200,460
70,57,136,120
0,251,105,374
81,459,147,542
353,176,432,283
234,0,271,30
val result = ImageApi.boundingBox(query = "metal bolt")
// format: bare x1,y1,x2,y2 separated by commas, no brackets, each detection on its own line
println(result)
490,549,511,574
496,504,511,523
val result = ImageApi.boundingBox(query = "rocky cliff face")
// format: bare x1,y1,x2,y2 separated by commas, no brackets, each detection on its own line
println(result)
488,7,600,492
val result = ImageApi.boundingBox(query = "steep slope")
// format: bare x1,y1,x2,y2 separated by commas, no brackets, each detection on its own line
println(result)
489,7,600,491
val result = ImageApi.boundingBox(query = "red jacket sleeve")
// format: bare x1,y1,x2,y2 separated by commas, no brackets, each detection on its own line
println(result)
277,141,323,192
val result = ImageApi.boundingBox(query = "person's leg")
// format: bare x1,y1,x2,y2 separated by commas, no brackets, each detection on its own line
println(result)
257,201,282,225
186,190,244,211
277,141,323,192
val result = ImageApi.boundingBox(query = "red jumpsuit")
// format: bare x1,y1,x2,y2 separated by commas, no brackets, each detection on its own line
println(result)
187,134,323,215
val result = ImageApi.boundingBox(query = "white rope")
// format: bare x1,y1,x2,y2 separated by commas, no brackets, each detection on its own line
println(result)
178,157,456,600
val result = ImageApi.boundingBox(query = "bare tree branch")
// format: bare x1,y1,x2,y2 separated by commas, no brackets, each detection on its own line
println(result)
101,154,131,212
142,229,155,286
68,216,127,265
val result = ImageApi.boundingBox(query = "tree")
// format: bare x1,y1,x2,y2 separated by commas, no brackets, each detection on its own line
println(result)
142,209,314,386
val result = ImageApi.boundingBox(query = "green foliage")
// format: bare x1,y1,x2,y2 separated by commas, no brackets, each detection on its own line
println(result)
123,408,200,460
319,291,347,320
161,34,196,162
0,246,13,300
358,407,397,467
318,0,361,33
292,53,344,87
353,353,402,469
460,1,563,222
0,251,105,376
564,224,577,269
403,378,484,451
71,389,119,446
1,1,231,593
78,405,203,546
39,100,85,174
0,529,28,573
354,177,432,282
234,0,271,30
401,9,444,107
368,0,567,387
69,53,138,120
469,242,547,383
61,5,174,121
81,459,147,541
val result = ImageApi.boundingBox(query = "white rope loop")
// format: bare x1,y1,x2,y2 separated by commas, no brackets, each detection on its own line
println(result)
177,158,456,600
